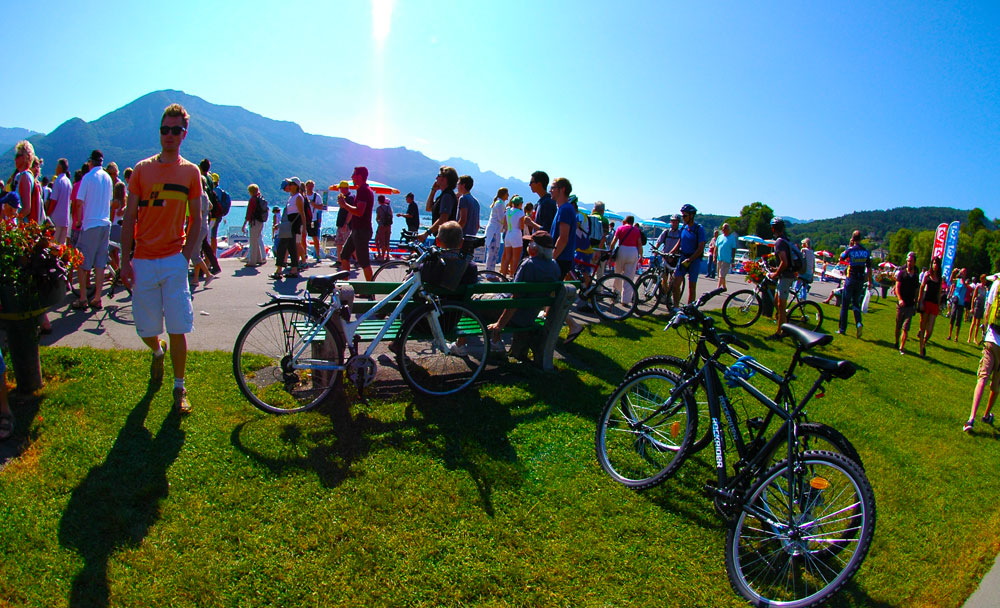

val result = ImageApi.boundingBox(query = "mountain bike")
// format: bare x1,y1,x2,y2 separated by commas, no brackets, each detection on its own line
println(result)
617,289,862,468
722,276,823,331
633,248,685,315
596,304,873,606
233,241,489,414
569,249,638,321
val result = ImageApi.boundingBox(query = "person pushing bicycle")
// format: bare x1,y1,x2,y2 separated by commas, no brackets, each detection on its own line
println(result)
666,204,705,307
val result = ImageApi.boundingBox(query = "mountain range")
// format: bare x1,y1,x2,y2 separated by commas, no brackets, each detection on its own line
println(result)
0,90,532,214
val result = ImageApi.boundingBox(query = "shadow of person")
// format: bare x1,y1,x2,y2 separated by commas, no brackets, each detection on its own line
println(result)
58,380,185,608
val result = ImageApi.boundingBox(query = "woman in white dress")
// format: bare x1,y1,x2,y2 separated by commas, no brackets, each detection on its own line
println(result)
500,195,525,278
483,187,507,271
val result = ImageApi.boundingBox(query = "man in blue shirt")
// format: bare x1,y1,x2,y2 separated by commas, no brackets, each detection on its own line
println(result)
456,175,480,237
667,203,705,306
838,230,871,337
549,176,577,278
531,170,556,236
715,222,738,291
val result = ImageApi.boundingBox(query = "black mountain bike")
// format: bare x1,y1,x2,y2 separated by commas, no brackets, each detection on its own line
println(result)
596,295,873,607
722,276,823,331
618,289,864,468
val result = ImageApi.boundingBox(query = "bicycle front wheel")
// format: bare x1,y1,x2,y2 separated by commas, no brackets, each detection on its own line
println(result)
722,289,762,328
634,271,665,316
372,260,411,282
785,301,824,332
596,369,696,489
397,303,488,396
725,451,876,608
591,272,638,321
622,355,713,453
233,303,345,414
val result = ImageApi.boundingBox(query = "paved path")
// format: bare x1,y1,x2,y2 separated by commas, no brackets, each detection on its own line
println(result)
41,258,841,351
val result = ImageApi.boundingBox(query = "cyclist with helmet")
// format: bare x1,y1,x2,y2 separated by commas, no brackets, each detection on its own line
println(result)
667,203,705,306
768,217,795,340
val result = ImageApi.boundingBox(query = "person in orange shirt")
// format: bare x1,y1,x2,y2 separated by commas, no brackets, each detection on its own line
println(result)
120,103,203,414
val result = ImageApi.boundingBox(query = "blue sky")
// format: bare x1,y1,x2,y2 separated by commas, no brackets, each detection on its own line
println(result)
2,0,997,220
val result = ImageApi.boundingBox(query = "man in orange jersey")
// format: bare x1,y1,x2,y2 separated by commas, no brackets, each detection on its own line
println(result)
120,103,203,414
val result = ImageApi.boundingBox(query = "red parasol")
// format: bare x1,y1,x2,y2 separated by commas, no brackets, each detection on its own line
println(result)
328,180,400,195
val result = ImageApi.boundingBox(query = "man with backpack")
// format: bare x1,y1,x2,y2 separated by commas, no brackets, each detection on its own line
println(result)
198,159,221,273
767,217,800,340
965,273,1000,434
667,204,705,307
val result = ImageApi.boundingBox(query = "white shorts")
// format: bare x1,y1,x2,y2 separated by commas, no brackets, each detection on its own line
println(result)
132,253,194,338
504,230,523,248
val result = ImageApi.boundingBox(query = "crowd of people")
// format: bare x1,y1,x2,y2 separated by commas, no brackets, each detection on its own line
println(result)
2,101,998,442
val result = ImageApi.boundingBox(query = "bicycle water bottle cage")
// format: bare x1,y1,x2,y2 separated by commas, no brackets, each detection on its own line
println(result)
724,356,758,387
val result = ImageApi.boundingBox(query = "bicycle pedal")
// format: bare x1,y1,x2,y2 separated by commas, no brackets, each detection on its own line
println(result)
746,416,765,431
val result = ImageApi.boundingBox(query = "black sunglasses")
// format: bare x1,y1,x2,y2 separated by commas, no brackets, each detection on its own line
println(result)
159,125,186,135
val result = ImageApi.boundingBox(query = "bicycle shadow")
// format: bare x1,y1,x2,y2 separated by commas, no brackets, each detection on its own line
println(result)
58,379,184,608
230,360,605,517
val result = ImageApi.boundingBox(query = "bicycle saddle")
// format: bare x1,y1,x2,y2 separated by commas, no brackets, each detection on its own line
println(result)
800,355,857,379
461,235,486,254
779,323,833,350
307,271,351,294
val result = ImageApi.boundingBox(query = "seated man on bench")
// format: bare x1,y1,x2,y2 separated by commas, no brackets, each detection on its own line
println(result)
487,230,562,357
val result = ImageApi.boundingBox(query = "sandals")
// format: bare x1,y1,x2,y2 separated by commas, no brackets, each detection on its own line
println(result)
0,412,14,441
88,300,103,310
70,299,88,310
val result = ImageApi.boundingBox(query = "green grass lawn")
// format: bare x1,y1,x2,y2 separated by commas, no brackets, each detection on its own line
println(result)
1,298,998,607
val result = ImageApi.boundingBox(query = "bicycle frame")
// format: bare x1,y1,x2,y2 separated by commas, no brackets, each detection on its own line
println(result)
285,253,448,374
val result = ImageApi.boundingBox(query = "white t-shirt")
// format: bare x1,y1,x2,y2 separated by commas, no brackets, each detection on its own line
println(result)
285,193,303,216
76,166,112,230
488,199,506,228
48,173,73,228
985,280,999,346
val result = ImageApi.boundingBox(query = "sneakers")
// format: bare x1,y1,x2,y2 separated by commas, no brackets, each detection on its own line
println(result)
173,386,192,414
151,340,167,383
963,419,974,433
856,323,863,339
983,412,995,425
835,329,846,335
447,342,468,356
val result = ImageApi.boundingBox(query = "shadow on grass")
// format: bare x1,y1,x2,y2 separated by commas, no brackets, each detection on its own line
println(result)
230,393,372,490
230,359,605,516
58,379,184,608
0,392,42,469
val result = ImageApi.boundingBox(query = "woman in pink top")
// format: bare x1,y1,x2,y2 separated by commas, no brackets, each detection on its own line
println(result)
608,215,643,304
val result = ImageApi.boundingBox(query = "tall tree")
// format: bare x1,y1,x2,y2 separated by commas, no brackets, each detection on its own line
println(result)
965,208,987,234
888,228,913,264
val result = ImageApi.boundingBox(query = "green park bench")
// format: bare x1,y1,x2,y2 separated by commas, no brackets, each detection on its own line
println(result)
344,279,579,371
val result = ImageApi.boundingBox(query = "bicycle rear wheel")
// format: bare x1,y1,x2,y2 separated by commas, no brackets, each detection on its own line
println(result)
634,271,665,316
722,289,762,328
725,451,876,608
785,300,824,332
590,272,638,321
596,369,696,489
372,260,411,282
233,303,345,414
397,303,488,396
